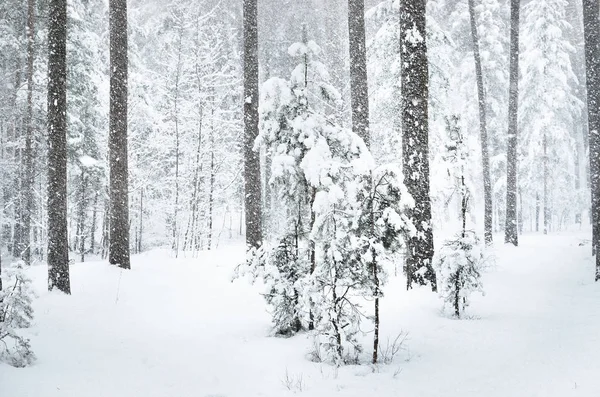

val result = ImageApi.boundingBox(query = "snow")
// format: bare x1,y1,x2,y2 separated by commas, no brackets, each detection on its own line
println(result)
2,233,600,396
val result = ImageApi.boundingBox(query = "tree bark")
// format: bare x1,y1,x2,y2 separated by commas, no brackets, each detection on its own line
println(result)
468,0,493,245
47,0,70,293
243,0,262,250
583,0,600,280
400,0,437,291
504,0,520,247
348,0,370,147
109,0,131,269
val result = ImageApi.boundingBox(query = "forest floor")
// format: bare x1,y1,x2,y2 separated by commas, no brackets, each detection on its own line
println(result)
2,232,600,397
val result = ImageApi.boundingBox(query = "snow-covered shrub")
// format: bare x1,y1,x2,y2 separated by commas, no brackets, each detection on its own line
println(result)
435,231,485,318
0,261,36,367
346,166,414,363
240,232,310,336
434,114,486,318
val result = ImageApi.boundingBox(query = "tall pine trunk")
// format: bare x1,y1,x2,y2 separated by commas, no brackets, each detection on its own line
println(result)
505,0,520,247
109,0,131,269
468,0,493,245
400,0,436,291
583,0,600,280
47,0,70,293
243,0,262,249
348,0,370,147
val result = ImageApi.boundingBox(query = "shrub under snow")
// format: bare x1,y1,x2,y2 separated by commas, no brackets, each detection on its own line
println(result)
434,231,485,318
0,261,36,367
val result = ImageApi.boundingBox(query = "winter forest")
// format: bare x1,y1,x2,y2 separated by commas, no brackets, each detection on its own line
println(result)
2,0,600,395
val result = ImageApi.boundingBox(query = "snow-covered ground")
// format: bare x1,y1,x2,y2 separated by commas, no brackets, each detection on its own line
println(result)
2,233,599,397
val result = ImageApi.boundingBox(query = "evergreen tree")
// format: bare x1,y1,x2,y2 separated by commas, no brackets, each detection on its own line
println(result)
435,115,485,318
0,260,36,367
519,0,581,235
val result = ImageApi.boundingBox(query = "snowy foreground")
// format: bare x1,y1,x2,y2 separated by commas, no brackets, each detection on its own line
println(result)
2,234,600,397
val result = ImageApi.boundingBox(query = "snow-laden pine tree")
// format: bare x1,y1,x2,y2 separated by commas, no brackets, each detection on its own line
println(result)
0,261,36,367
519,0,582,234
243,37,350,336
347,166,415,363
435,115,485,318
246,36,413,364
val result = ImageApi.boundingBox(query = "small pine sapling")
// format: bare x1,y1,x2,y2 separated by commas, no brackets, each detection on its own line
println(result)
435,115,485,318
351,166,414,363
0,261,36,367
237,220,310,335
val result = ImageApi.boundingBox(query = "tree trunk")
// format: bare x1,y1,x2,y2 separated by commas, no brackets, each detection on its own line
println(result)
101,196,109,259
583,0,600,280
243,0,263,250
505,0,520,247
77,170,88,262
348,0,370,147
184,109,203,252
468,0,493,245
138,188,143,254
172,26,183,258
47,0,70,293
208,98,215,251
109,0,131,269
543,131,549,235
90,189,99,254
22,0,36,266
400,0,436,291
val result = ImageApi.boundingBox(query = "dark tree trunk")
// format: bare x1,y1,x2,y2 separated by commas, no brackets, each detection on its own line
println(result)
505,0,520,247
243,0,262,250
400,0,436,291
583,0,600,281
109,0,131,269
47,0,70,293
468,0,493,245
348,0,370,147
